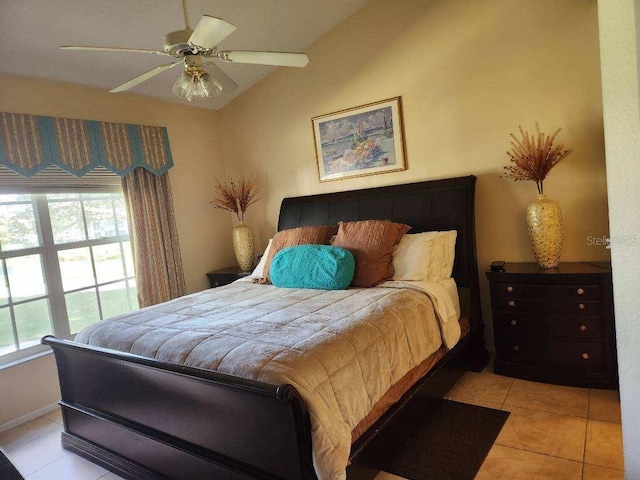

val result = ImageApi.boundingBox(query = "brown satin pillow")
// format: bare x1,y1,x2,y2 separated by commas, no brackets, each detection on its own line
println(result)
333,220,411,287
263,225,336,283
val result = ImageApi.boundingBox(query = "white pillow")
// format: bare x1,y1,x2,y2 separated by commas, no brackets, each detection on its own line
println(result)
392,232,438,281
392,230,457,282
426,230,457,282
251,239,272,278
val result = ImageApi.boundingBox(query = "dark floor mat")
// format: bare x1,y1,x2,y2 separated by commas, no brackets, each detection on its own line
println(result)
0,449,24,480
357,397,509,480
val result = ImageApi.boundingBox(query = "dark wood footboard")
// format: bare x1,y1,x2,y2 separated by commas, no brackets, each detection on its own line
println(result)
43,327,487,480
42,336,316,480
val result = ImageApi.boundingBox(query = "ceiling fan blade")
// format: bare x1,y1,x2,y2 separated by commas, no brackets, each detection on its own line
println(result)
217,51,309,67
110,61,182,93
61,46,175,57
202,62,238,94
188,15,236,50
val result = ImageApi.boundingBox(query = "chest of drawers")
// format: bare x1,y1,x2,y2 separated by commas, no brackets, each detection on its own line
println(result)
486,262,618,389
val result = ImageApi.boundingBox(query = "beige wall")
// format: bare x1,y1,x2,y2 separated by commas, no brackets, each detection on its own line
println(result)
218,0,611,344
0,74,234,426
0,353,61,428
598,0,640,473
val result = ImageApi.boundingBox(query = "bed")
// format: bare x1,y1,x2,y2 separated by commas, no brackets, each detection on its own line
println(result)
43,175,488,480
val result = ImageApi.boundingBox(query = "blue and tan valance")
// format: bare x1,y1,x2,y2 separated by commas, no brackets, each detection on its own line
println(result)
0,112,173,178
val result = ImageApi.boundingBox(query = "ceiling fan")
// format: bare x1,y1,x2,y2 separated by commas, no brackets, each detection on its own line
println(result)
60,0,310,103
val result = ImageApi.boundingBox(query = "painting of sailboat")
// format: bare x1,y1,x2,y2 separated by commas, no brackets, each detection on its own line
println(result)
312,97,407,181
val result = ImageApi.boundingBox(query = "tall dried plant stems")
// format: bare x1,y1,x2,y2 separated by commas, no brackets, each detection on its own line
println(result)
210,176,260,222
503,124,571,194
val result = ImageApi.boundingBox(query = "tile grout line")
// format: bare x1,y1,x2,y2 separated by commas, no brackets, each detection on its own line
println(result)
582,461,625,473
0,418,62,454
18,452,68,479
581,389,591,479
495,403,589,419
590,418,623,425
96,465,124,480
499,377,516,410
0,416,59,436
493,443,584,465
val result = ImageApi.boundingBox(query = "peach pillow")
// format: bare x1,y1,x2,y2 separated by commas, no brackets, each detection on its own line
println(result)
263,225,335,283
333,220,411,287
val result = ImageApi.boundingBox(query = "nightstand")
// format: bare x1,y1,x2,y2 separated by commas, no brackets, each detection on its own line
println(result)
486,262,618,389
206,267,252,288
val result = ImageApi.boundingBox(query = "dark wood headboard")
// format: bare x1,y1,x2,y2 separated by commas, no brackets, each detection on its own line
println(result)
277,175,482,330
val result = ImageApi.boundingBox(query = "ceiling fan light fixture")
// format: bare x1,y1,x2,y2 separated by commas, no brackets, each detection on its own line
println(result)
200,73,223,98
172,66,222,103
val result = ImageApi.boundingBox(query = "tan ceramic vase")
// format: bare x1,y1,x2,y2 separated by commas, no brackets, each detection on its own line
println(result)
232,222,255,271
526,194,563,268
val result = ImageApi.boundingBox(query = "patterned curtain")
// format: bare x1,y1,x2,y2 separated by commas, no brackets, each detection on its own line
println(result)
122,168,186,307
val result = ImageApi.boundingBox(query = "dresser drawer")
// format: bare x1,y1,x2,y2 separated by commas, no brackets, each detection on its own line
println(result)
495,283,601,300
493,313,604,339
495,298,601,315
497,337,607,371
546,315,604,339
496,339,540,365
493,314,540,339
543,340,606,370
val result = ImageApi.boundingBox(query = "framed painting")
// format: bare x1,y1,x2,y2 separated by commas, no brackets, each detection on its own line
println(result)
312,97,407,182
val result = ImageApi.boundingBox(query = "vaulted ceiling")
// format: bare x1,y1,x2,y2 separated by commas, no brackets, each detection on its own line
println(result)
0,0,369,110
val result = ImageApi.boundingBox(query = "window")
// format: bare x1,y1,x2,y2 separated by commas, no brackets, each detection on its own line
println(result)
0,190,138,363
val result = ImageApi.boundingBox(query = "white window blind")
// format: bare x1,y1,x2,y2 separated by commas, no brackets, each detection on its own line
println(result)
0,165,122,192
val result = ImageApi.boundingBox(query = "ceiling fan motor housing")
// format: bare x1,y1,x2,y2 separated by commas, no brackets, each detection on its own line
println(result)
163,29,200,55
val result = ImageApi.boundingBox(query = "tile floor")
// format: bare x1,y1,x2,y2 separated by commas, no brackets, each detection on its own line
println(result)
0,408,123,480
0,368,624,480
447,372,624,480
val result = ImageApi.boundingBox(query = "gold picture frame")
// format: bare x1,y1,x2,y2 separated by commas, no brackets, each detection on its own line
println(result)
312,97,407,182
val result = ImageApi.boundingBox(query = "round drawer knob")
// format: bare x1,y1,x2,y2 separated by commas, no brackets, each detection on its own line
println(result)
582,352,590,360
510,320,517,326
508,300,516,307
578,303,586,310
507,286,514,293
580,324,588,332
577,288,585,295
513,345,519,352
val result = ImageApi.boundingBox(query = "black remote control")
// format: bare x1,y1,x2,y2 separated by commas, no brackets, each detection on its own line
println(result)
490,261,506,272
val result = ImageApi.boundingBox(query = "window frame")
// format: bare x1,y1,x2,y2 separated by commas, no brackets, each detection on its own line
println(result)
0,185,136,365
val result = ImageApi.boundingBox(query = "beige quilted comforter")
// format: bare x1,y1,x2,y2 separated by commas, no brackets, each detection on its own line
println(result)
75,282,444,480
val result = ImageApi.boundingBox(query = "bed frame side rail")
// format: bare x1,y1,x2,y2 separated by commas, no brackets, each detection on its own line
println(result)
42,336,316,480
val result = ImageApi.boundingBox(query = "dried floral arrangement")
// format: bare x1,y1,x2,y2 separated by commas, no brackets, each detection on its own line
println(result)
503,124,572,194
210,176,260,222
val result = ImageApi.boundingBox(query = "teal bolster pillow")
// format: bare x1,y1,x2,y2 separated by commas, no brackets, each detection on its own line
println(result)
270,245,355,290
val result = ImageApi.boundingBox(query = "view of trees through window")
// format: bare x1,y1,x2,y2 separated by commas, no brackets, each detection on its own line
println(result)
0,191,138,361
